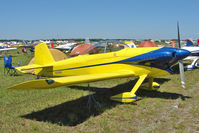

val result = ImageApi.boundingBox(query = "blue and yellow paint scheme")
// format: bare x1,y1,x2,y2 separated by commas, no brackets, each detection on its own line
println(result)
8,43,190,103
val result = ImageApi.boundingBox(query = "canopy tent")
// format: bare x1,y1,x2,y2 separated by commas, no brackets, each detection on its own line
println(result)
70,44,98,57
138,40,158,47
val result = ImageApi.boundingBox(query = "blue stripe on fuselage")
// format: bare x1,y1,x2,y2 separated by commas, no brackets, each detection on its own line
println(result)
117,47,174,63
54,47,175,72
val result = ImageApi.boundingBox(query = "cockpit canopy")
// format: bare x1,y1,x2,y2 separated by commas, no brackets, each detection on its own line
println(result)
78,40,136,56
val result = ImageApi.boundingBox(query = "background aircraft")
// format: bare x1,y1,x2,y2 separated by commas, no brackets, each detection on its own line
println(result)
0,47,17,52
55,42,77,53
182,39,199,70
0,47,17,55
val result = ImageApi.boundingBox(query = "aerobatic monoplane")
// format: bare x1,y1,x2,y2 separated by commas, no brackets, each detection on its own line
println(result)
8,41,190,103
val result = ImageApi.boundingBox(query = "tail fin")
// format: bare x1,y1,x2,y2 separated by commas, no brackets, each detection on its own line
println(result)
197,39,199,46
15,42,54,76
186,39,194,46
50,43,54,48
35,42,55,65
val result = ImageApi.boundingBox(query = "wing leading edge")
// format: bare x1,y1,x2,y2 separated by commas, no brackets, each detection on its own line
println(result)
8,70,135,90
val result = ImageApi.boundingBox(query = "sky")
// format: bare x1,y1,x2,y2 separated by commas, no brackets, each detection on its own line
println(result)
0,0,199,40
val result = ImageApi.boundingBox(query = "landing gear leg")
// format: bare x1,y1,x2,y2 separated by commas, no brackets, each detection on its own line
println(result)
111,74,148,103
148,77,153,90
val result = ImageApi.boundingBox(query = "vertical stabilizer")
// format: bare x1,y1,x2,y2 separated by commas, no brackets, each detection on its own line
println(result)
186,39,194,46
35,42,55,65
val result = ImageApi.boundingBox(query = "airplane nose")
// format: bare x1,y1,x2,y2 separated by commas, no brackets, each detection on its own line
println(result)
176,49,191,60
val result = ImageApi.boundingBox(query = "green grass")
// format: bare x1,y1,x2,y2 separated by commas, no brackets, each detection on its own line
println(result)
0,50,199,132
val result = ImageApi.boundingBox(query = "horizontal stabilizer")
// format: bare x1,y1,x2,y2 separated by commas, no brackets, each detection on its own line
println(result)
8,70,135,90
16,64,52,72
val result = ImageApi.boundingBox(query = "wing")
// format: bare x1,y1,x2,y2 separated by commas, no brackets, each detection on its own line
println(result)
8,70,135,89
0,48,17,51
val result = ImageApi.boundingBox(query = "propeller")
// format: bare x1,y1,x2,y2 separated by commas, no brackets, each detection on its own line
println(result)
177,22,185,88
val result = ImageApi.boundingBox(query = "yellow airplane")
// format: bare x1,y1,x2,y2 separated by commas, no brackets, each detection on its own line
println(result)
8,42,190,103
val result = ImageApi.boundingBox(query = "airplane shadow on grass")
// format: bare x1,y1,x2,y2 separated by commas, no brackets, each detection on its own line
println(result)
21,78,191,126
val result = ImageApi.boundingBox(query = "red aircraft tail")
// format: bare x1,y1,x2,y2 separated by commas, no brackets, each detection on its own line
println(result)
50,43,54,48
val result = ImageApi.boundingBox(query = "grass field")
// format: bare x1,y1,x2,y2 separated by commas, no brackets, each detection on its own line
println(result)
0,50,199,133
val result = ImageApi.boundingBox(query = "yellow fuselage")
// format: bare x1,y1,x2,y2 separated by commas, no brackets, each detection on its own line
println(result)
39,47,169,78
